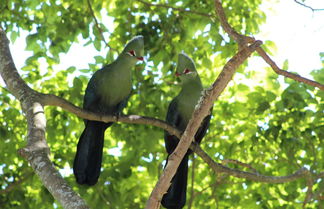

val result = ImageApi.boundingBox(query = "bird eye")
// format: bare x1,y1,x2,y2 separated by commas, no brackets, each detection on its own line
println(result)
127,50,136,56
183,68,191,74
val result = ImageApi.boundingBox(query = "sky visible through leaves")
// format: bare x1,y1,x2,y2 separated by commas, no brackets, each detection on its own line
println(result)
3,0,324,188
1,0,323,208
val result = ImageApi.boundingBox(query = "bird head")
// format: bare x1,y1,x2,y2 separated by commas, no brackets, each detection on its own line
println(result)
175,52,198,82
122,35,144,61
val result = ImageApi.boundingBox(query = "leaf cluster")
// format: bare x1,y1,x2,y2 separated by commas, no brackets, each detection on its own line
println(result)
0,0,323,208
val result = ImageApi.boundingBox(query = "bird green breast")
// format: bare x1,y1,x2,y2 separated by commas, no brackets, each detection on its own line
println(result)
95,67,132,106
176,85,203,125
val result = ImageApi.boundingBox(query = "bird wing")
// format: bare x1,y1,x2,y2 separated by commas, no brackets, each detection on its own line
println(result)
194,107,212,144
164,98,183,154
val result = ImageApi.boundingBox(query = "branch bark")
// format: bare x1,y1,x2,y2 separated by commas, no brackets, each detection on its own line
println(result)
145,40,262,209
1,25,319,207
195,147,310,183
222,159,258,174
2,25,310,207
214,0,324,90
0,27,89,209
40,87,316,184
1,1,323,208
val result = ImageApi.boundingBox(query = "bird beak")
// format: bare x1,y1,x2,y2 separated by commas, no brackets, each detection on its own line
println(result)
175,72,181,77
137,56,144,61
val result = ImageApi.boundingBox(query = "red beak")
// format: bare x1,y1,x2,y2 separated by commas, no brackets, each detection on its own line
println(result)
175,72,181,77
137,56,144,61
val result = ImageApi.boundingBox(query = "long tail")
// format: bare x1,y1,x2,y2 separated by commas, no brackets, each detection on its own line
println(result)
161,154,189,209
73,120,112,185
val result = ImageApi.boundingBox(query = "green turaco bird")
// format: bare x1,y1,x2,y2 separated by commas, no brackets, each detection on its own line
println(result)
162,53,212,209
73,36,144,185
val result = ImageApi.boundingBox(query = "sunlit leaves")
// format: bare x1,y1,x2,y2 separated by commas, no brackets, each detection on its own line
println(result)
1,0,323,208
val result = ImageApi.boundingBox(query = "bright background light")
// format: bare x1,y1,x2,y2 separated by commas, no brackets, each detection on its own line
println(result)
8,1,324,80
258,0,324,78
2,0,324,178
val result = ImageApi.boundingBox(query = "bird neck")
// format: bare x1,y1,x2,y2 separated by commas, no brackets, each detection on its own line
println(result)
115,54,138,69
180,77,203,95
176,78,203,125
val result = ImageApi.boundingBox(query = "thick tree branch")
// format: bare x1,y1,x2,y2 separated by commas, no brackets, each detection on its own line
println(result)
137,0,213,18
145,41,262,209
1,0,323,206
41,93,181,138
32,40,316,206
41,90,317,184
1,26,316,207
0,27,89,209
214,0,255,46
214,0,324,90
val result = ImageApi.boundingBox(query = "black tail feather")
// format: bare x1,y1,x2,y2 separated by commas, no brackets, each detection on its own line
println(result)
161,154,189,209
73,121,112,185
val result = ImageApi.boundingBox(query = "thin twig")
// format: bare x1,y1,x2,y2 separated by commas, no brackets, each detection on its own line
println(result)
303,173,314,208
187,155,196,209
214,0,324,90
194,146,311,183
41,92,316,184
294,0,324,12
87,0,118,52
137,0,213,18
222,159,258,173
256,47,324,90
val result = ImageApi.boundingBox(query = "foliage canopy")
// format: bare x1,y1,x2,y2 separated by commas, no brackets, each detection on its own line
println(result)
0,0,323,208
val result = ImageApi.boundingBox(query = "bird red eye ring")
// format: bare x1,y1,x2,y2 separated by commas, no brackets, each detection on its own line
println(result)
128,50,136,56
184,68,191,74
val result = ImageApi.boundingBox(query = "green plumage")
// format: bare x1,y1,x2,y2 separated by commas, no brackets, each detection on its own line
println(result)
162,53,212,209
73,36,144,185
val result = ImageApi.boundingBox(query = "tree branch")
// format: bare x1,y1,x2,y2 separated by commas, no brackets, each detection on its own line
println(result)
256,47,324,90
214,0,324,90
0,27,89,209
145,40,262,209
187,155,196,209
32,39,315,206
41,93,181,138
1,0,323,206
137,0,213,18
196,146,310,183
222,159,258,174
41,89,317,184
303,173,314,208
87,0,118,52
294,0,324,12
1,28,315,206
